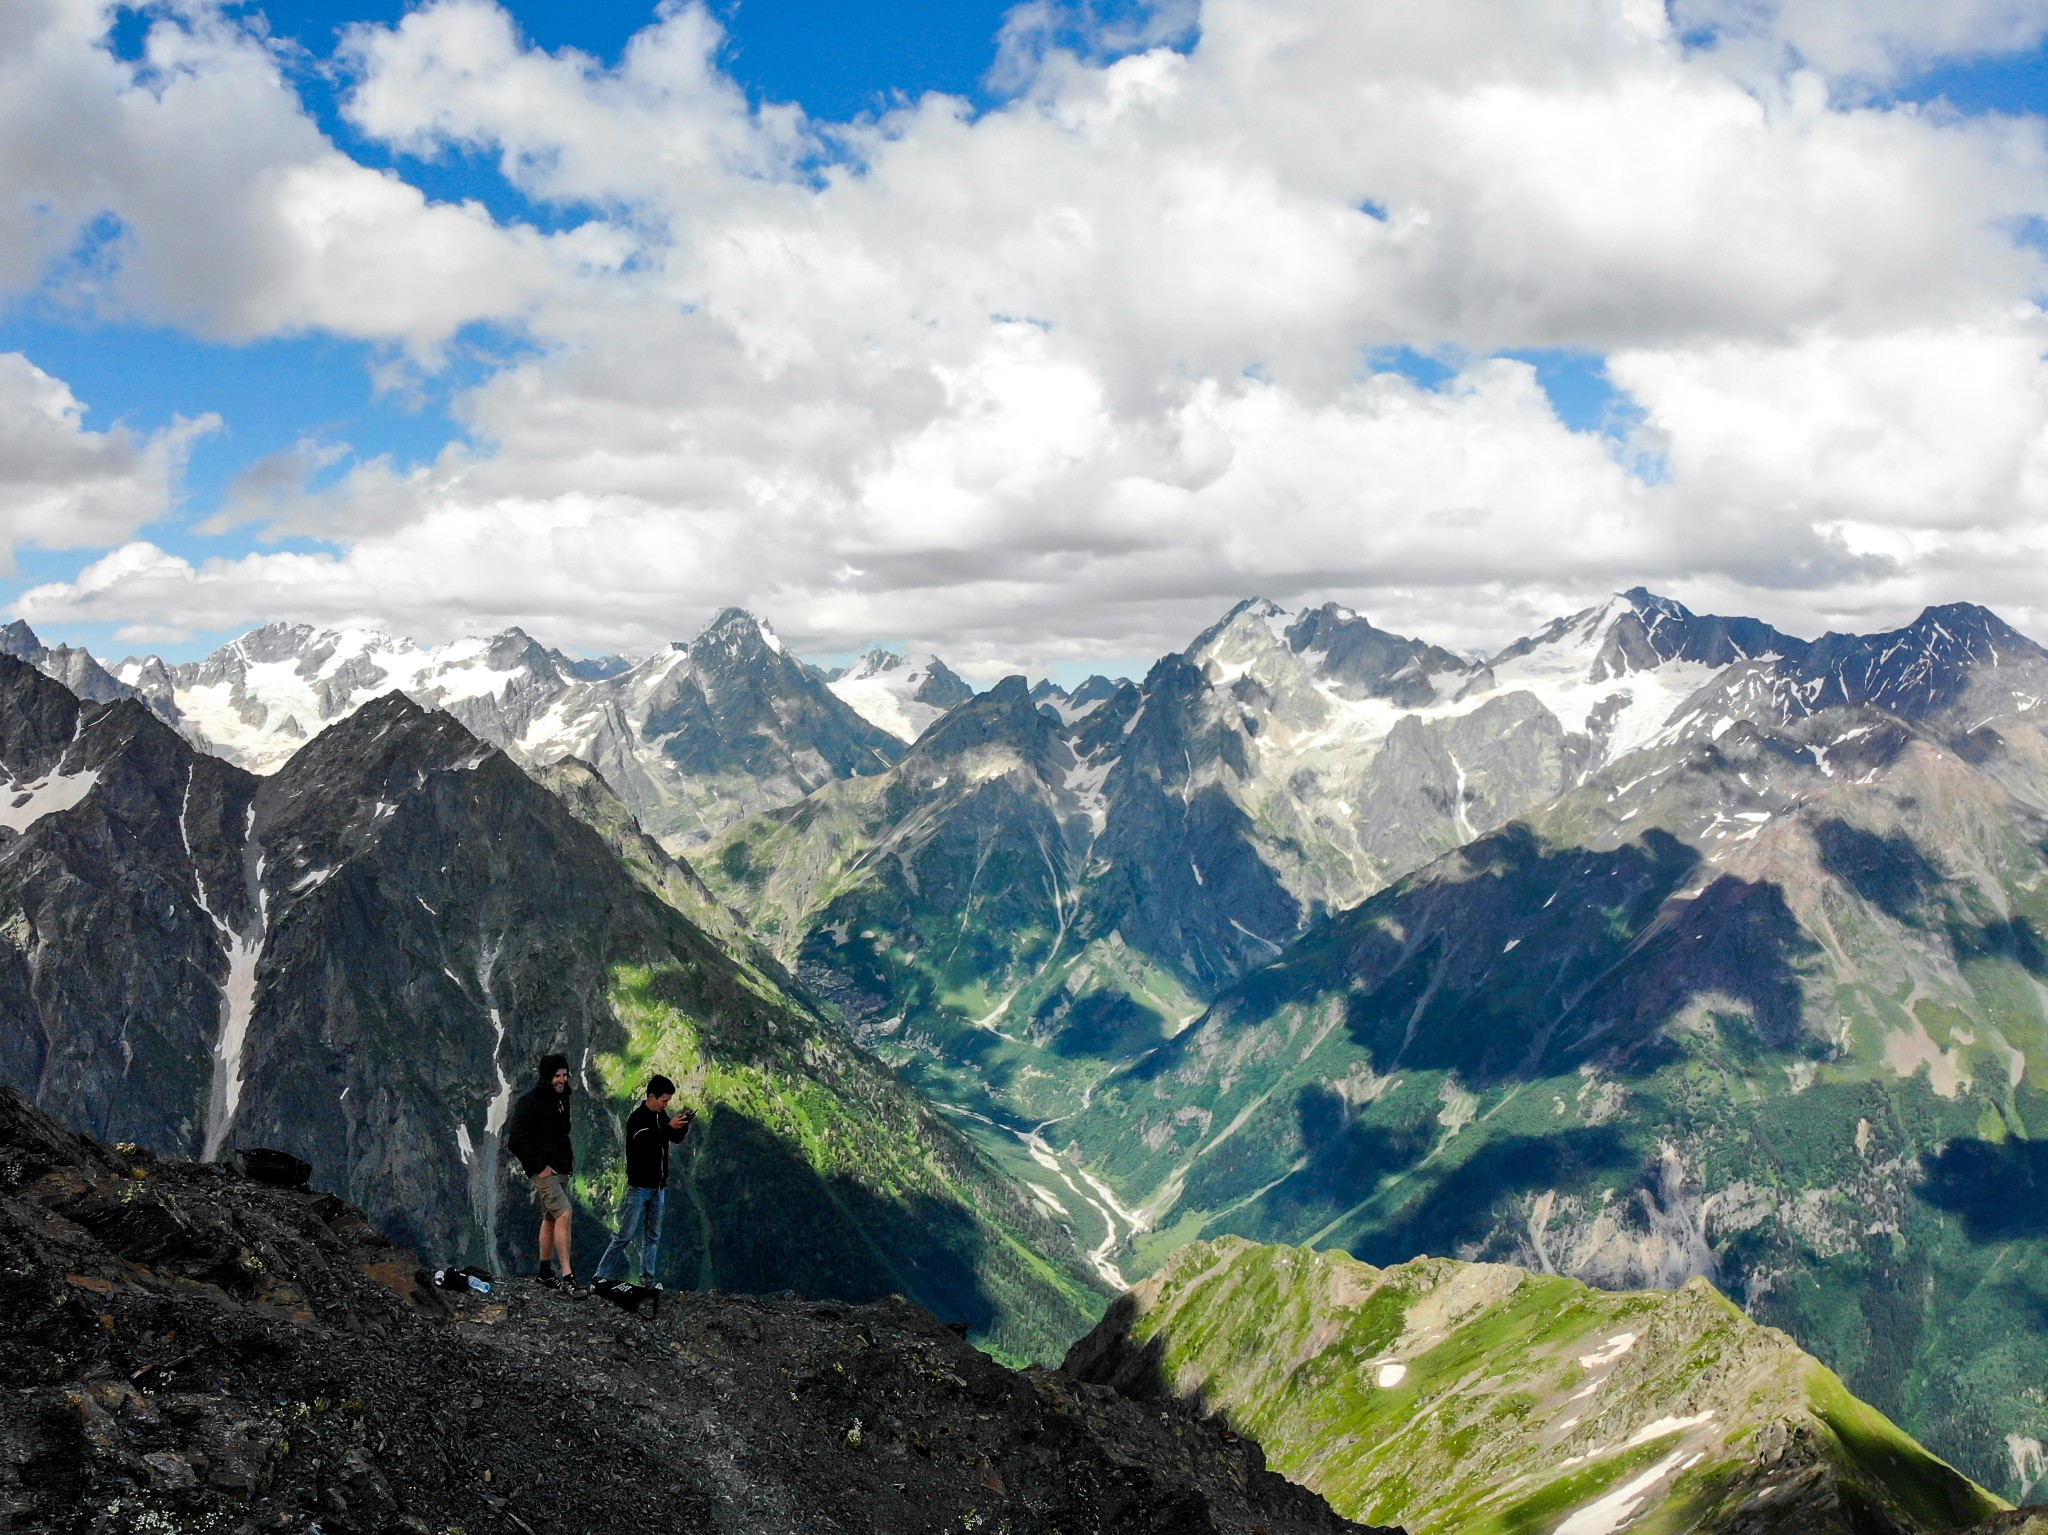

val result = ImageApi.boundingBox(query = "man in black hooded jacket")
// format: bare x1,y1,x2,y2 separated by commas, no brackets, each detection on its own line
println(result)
505,1053,580,1288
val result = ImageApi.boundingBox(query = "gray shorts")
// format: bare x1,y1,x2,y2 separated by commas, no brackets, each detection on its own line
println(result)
532,1171,572,1220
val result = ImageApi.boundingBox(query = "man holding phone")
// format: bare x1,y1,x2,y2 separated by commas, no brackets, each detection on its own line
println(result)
594,1073,696,1290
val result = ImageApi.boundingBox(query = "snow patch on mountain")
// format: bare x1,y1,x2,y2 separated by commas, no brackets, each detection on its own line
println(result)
829,650,973,743
0,766,100,832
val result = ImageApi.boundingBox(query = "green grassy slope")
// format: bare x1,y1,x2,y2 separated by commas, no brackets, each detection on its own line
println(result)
529,756,1110,1363
1068,1237,2003,1535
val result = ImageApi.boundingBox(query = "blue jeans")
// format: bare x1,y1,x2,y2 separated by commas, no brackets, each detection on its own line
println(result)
595,1186,665,1283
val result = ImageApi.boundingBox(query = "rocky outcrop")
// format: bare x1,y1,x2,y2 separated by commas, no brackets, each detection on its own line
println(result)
0,621,145,709
0,1089,1373,1535
0,656,257,1151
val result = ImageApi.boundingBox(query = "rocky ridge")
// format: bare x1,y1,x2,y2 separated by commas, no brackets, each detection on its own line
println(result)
0,621,140,710
0,1087,1373,1535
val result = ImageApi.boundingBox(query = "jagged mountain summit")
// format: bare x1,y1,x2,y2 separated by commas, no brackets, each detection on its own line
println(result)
115,620,566,771
827,647,977,741
112,608,910,846
0,619,143,709
1067,1237,2001,1535
0,1089,1372,1535
0,654,1101,1359
1033,673,1138,723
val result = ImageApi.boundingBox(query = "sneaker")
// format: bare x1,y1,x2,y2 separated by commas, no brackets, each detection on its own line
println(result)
560,1275,589,1297
534,1267,559,1288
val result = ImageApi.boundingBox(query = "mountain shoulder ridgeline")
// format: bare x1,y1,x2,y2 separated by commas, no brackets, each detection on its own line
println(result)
0,620,142,709
0,1087,1375,1535
1064,1236,2004,1535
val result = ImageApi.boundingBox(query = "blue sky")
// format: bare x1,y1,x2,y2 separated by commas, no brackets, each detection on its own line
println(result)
8,0,1034,662
4,0,2048,675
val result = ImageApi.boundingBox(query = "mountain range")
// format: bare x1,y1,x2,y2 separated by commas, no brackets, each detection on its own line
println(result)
97,609,906,848
8,585,2048,1502
697,588,2048,1499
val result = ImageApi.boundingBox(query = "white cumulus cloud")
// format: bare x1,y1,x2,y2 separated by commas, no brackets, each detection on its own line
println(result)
0,0,620,348
10,0,2048,663
0,352,212,572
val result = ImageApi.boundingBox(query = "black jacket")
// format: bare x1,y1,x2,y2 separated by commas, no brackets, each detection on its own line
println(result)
623,1103,692,1189
506,1081,574,1178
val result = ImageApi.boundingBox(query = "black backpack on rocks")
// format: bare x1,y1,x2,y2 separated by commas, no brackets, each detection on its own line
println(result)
591,1278,659,1317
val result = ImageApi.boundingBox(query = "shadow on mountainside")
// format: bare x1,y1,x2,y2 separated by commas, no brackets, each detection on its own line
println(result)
1814,819,1942,925
1214,825,1824,1084
1178,1075,1637,1262
1091,776,1305,995
1657,1441,1993,1535
1338,1125,1636,1267
2007,1269,2048,1335
1917,1136,2048,1243
662,1107,999,1337
1097,825,1823,1257
1814,816,2048,977
1038,987,1169,1059
1949,913,2048,977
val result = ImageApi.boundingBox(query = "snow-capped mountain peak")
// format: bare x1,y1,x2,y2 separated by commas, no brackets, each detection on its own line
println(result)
1707,601,2048,728
1187,597,1468,717
840,647,911,684
695,607,785,659
828,649,975,742
1186,598,1292,664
